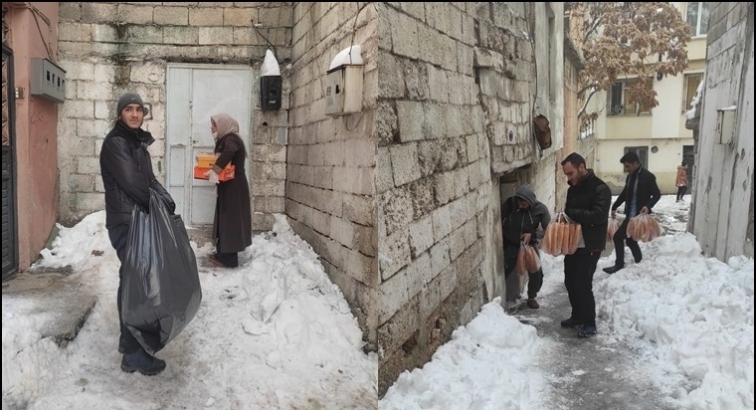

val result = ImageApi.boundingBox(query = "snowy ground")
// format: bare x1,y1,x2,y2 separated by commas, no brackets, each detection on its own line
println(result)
2,213,377,410
381,196,755,410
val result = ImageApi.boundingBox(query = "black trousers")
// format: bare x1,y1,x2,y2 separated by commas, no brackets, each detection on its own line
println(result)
564,251,601,326
676,186,687,201
504,246,544,300
107,224,142,354
613,218,642,266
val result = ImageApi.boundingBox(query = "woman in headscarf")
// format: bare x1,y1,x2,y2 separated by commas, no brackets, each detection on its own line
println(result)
205,113,252,268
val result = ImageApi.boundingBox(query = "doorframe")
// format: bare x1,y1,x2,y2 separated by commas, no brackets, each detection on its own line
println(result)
165,63,255,227
2,43,18,279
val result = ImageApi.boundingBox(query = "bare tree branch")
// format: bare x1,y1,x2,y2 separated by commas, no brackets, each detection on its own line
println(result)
578,87,601,119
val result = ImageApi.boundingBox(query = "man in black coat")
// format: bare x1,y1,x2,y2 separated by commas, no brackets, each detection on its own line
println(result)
560,153,612,338
604,151,661,274
100,93,174,375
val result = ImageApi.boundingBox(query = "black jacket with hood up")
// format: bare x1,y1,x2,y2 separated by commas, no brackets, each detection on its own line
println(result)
100,120,175,229
501,185,551,249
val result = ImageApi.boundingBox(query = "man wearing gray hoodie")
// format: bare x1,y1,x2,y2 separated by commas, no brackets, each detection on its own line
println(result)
501,185,551,309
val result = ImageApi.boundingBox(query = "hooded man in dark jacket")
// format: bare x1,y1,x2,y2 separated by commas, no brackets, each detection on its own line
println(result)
100,92,174,376
604,151,661,274
501,185,551,309
560,152,611,338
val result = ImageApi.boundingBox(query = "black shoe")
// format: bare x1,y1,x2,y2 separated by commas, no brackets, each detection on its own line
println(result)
634,255,642,264
560,318,580,328
577,324,597,338
603,264,624,274
121,349,166,376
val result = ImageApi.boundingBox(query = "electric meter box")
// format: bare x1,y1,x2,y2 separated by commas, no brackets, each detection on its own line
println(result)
324,65,363,116
31,58,66,103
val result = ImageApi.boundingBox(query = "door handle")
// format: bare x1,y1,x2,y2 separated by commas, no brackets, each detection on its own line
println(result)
172,144,186,148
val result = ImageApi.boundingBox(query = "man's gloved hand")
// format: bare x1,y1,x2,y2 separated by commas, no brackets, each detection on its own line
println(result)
205,170,220,185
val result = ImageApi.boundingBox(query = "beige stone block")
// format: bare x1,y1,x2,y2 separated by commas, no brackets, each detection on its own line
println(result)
377,147,394,193
60,3,82,22
345,248,375,286
408,215,434,258
76,156,100,175
77,82,111,101
59,61,95,81
396,101,425,143
257,7,282,27
76,193,105,213
129,64,166,85
380,227,411,281
429,236,451,279
233,27,261,46
378,268,409,324
199,27,234,45
124,26,163,44
59,23,91,42
427,65,449,103
343,194,373,226
391,12,419,58
68,175,95,192
118,4,154,25
422,103,447,140
353,224,377,257
189,8,224,26
431,203,453,240
406,251,432,299
344,138,376,168
378,53,405,99
61,100,95,121
389,143,422,187
81,3,117,24
330,216,355,248
154,6,189,25
224,7,257,26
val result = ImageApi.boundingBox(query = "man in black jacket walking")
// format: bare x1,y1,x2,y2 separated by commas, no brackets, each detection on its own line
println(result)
560,153,612,338
604,152,661,274
100,93,175,375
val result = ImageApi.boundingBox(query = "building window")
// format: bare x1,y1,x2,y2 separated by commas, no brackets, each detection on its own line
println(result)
608,79,653,116
683,73,703,112
687,2,709,37
624,146,649,166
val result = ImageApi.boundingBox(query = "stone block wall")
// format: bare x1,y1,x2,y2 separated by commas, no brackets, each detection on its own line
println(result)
376,2,563,396
285,3,379,349
56,2,293,230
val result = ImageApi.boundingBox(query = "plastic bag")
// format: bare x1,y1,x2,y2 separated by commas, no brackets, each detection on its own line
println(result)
121,188,203,355
627,214,663,242
542,212,581,256
524,244,541,273
607,218,621,242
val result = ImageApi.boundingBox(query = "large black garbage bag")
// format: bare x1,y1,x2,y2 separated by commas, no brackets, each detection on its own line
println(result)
122,188,202,355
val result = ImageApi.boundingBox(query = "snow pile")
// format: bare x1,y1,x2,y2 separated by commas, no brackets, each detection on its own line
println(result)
380,301,553,410
596,233,754,410
35,211,113,272
4,213,376,409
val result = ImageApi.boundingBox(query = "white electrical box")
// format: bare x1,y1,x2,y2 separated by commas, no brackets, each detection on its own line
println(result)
31,58,67,103
716,106,736,145
325,65,363,116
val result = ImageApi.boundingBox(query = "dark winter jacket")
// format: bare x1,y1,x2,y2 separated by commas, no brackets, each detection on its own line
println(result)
501,185,551,248
564,170,612,252
612,166,661,215
212,132,252,254
100,120,175,229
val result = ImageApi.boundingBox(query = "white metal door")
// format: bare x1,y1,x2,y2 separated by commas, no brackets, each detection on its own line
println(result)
166,65,253,227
